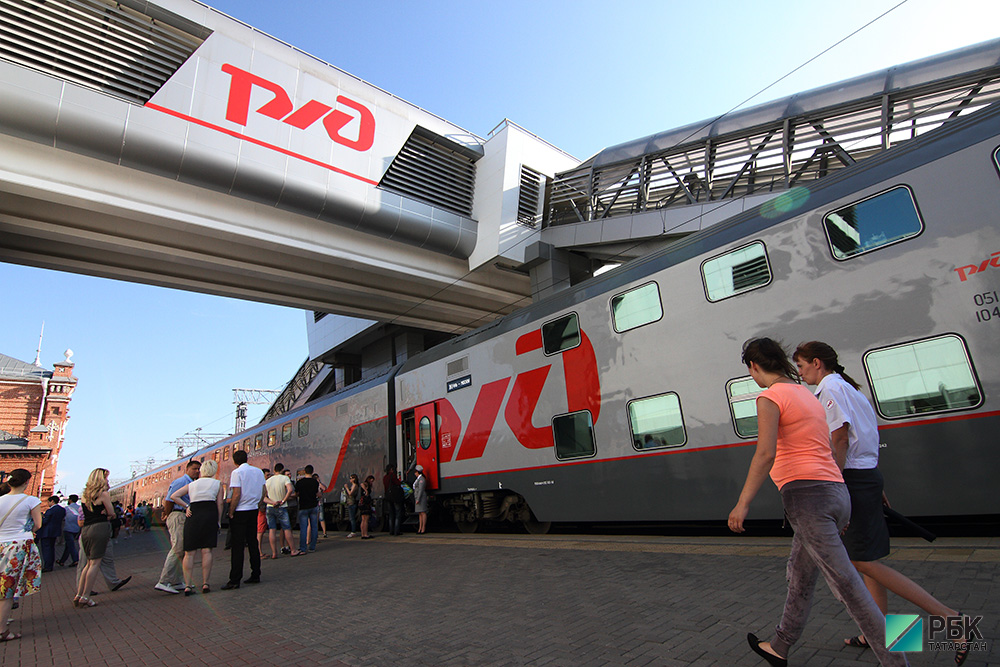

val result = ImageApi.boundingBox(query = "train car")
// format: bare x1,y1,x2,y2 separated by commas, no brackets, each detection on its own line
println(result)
117,99,1000,533
392,99,1000,532
116,370,392,523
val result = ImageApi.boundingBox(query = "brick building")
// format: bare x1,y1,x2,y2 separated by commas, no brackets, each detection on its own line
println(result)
0,350,76,496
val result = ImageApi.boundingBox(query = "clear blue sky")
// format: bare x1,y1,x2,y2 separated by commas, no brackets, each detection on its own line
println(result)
1,0,996,493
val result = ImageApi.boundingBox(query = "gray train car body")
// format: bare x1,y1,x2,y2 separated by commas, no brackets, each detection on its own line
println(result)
116,373,390,513
394,100,1000,527
118,100,1000,530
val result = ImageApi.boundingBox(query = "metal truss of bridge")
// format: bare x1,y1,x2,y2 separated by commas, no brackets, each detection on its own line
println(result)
538,38,1000,266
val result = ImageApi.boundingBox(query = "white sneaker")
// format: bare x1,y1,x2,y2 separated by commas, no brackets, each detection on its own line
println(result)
154,583,180,594
347,533,355,538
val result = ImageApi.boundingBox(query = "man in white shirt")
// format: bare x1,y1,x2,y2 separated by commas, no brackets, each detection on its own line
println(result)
223,449,267,590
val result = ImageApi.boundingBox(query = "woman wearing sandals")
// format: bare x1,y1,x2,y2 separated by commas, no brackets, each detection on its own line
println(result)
794,341,970,666
75,468,115,608
0,469,43,641
728,338,906,667
169,459,224,595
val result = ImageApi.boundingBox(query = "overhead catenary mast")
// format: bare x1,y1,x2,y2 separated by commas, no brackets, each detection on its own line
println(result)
233,388,280,433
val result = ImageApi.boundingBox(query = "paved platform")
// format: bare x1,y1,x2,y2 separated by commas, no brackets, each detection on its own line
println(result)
2,528,997,666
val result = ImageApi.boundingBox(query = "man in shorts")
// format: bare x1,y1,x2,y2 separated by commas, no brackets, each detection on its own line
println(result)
264,463,295,557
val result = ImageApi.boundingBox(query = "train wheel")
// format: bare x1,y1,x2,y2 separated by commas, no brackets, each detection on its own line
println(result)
522,513,551,535
456,520,479,534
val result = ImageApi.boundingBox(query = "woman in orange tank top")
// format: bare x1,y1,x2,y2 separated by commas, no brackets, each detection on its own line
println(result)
728,338,906,667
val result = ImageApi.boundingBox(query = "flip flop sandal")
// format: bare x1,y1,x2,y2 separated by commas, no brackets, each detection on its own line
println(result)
844,635,869,649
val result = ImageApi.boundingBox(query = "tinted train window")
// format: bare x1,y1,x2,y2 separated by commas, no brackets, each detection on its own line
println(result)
298,417,309,437
254,434,263,450
242,438,249,451
824,186,922,260
628,393,686,450
418,416,432,450
863,334,982,419
552,411,595,460
267,429,277,447
702,242,772,302
222,447,229,461
281,423,292,442
611,282,662,332
542,313,580,354
727,377,761,438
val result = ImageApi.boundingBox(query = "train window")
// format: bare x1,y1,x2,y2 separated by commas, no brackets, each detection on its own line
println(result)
727,377,762,438
254,434,263,450
552,410,596,460
611,282,662,332
222,447,229,461
242,438,250,451
281,423,292,442
542,313,580,355
824,185,922,260
418,416,432,450
267,429,277,447
864,334,982,419
701,242,772,302
628,393,686,450
298,417,309,437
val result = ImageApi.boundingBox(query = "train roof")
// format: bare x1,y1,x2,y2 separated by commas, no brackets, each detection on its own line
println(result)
114,363,398,489
579,37,1000,169
400,96,1000,373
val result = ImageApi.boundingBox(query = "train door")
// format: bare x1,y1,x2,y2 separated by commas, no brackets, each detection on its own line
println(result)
401,411,417,481
413,402,440,490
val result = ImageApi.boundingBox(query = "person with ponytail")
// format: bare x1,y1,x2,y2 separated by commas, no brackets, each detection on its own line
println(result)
794,342,969,665
729,338,905,667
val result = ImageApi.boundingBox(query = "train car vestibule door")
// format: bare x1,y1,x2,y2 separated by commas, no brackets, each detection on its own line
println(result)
413,402,440,490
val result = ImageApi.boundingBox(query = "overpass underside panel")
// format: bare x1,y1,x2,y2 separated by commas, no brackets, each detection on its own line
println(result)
0,0,534,329
0,0,484,259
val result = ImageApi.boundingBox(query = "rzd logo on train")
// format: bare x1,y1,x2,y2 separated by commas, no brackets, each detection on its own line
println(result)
431,327,602,462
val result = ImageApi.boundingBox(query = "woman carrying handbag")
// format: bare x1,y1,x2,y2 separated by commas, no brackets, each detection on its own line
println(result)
0,468,44,641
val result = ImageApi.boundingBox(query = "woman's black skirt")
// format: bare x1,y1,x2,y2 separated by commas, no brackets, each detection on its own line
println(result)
841,467,891,561
183,501,219,551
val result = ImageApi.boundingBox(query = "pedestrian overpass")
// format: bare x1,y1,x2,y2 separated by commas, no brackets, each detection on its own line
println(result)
3,0,1000,336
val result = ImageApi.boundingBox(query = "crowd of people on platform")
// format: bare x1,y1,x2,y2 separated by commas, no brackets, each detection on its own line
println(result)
0,338,973,663
0,450,430,641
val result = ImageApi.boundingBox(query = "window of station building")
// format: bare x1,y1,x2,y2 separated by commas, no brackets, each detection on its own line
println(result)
628,393,686,450
824,185,923,260
864,334,982,419
254,434,263,450
701,242,772,302
552,410,596,460
267,429,277,447
281,423,292,443
727,376,762,438
542,313,580,355
611,282,663,333
298,417,309,437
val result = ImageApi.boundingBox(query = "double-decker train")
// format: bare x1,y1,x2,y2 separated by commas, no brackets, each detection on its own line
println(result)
113,98,1000,534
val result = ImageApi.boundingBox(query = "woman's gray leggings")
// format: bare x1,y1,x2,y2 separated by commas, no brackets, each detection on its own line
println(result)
773,480,908,666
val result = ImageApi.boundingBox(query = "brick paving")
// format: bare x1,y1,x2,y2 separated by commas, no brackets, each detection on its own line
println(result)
2,529,996,666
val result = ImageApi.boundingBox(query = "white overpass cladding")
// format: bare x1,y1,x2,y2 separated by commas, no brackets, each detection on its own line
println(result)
0,0,576,333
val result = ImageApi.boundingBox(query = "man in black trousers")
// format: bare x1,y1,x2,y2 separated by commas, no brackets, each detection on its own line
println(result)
223,449,267,590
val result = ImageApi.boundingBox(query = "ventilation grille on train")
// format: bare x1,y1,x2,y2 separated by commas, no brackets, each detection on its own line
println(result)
517,165,544,228
379,127,477,217
446,356,469,377
0,0,210,105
